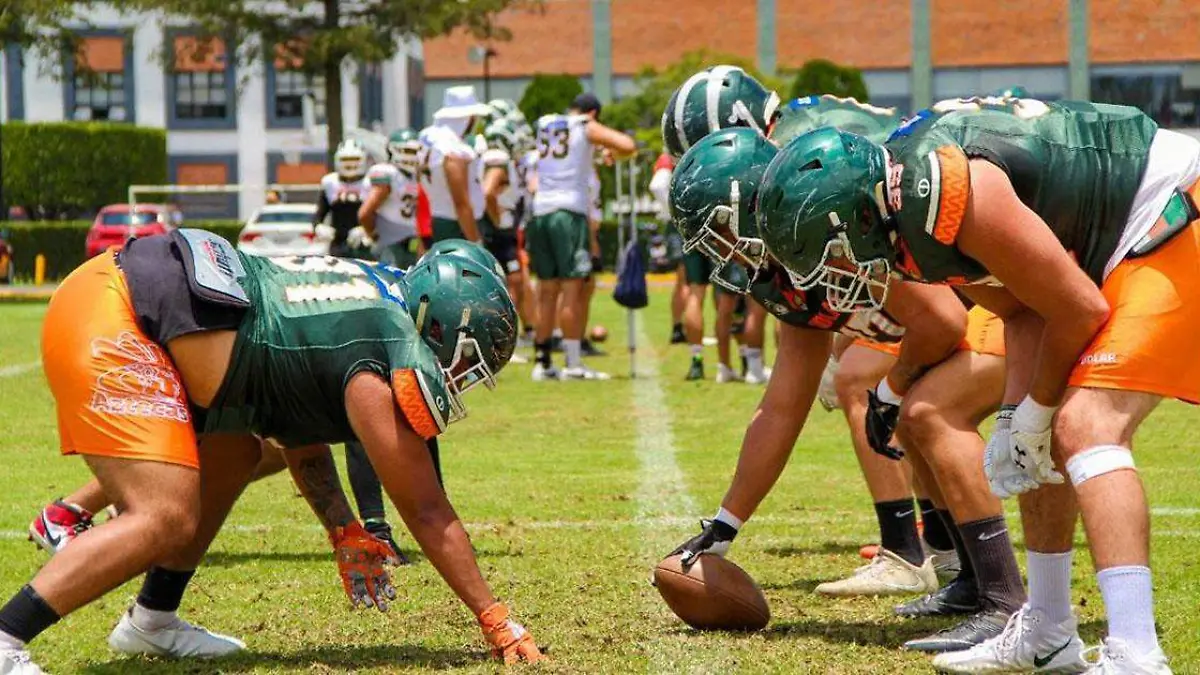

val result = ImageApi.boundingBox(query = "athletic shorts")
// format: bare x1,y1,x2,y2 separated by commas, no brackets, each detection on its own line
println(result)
42,251,200,469
431,216,464,243
683,250,713,286
525,209,591,280
853,307,1005,359
486,229,521,276
1069,180,1200,402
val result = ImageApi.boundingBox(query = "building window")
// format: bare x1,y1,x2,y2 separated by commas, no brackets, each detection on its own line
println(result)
67,35,132,122
274,69,325,122
1091,69,1200,128
168,34,236,129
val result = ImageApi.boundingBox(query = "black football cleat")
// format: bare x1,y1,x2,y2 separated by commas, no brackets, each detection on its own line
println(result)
903,608,1008,653
894,576,981,618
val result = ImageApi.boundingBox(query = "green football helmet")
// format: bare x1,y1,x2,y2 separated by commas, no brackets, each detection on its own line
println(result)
402,255,517,423
483,118,520,157
661,65,781,159
989,86,1029,98
756,127,894,313
386,128,423,176
486,99,519,125
418,238,505,278
669,127,778,293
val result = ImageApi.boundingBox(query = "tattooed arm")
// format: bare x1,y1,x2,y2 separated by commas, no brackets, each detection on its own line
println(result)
282,443,357,533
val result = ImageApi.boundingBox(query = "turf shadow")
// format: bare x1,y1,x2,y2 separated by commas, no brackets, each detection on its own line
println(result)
80,644,481,673
761,542,867,558
201,546,518,568
758,616,952,648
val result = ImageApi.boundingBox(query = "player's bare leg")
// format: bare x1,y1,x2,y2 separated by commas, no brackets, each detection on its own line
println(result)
714,292,741,383
816,344,935,598
559,277,604,379
683,283,708,380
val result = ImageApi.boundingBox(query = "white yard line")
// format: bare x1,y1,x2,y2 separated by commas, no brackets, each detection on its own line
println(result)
0,360,40,378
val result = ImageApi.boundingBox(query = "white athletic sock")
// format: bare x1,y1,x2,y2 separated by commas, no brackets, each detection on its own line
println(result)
690,344,703,358
131,603,179,632
1097,565,1160,657
745,347,764,374
0,630,24,649
552,328,563,339
1027,550,1074,623
563,339,582,368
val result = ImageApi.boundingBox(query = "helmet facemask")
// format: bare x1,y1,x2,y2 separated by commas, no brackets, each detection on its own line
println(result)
681,180,766,293
728,91,781,138
335,149,366,180
388,142,422,177
416,300,498,424
792,210,891,313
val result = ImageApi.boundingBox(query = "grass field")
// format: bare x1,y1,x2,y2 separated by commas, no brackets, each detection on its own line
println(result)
1,292,1198,674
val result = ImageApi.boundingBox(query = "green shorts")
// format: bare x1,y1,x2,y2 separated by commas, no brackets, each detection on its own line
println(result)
375,237,422,269
683,251,745,294
525,209,591,280
431,217,464,243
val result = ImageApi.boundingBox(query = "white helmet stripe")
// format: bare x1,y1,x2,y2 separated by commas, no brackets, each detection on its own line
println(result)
674,70,708,152
706,65,739,132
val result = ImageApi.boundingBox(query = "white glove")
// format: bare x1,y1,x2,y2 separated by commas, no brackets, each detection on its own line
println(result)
347,226,374,249
984,407,1039,498
1011,396,1065,487
817,355,841,411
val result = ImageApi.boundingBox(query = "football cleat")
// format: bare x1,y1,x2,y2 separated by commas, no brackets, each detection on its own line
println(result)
531,364,562,381
1082,639,1172,674
905,608,1008,653
28,500,95,555
686,358,705,381
929,546,963,584
716,364,743,383
363,519,411,566
743,366,771,385
562,366,611,381
931,604,1087,673
108,609,245,658
581,339,607,358
895,575,981,618
814,548,938,597
0,648,46,674
670,324,687,345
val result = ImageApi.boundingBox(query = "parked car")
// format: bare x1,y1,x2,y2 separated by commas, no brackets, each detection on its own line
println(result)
236,204,333,257
86,204,183,258
0,231,13,284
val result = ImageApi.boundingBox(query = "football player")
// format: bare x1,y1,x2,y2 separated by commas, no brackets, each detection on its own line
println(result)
480,118,531,329
420,86,489,244
358,128,425,268
527,93,635,380
760,97,1199,673
316,139,370,257
0,232,544,673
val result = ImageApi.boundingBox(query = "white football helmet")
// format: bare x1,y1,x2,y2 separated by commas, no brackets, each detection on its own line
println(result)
334,139,367,180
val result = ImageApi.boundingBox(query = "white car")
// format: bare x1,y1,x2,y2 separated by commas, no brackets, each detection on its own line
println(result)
236,204,335,257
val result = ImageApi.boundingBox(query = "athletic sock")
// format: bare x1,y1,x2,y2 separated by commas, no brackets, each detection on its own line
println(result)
919,499,954,551
874,498,924,566
1027,549,1074,623
690,344,703,358
563,339,582,368
1097,565,1160,657
0,585,60,645
958,516,1026,614
535,340,552,368
136,567,196,613
131,605,180,632
745,347,764,375
942,510,975,582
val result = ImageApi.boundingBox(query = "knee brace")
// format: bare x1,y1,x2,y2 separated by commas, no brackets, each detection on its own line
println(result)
1066,445,1136,486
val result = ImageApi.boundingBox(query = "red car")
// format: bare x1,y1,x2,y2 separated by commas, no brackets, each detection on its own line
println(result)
85,204,183,258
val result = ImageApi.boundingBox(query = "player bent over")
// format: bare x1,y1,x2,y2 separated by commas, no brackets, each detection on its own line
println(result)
0,230,544,673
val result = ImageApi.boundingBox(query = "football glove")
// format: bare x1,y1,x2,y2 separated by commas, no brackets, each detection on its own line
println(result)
865,379,904,461
1011,396,1064,487
669,518,738,571
478,602,546,665
984,406,1039,498
330,522,398,612
817,355,840,412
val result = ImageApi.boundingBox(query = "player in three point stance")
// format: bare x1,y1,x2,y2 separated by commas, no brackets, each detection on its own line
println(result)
0,231,544,673
761,96,1196,674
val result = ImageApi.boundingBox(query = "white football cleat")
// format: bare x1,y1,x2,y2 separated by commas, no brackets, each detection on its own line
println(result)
0,648,46,674
716,364,743,383
932,604,1087,673
531,364,561,381
1082,639,1172,674
562,366,611,381
108,609,245,658
815,548,938,597
744,367,771,385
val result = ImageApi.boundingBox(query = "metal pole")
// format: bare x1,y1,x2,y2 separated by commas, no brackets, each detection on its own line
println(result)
483,51,492,101
626,158,638,380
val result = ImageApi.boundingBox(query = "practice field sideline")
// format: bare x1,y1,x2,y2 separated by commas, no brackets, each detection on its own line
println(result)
0,295,1197,674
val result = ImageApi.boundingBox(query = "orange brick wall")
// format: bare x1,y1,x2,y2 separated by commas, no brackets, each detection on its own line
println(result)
610,0,757,74
1091,0,1200,63
931,0,1067,67
776,0,911,70
422,3,593,79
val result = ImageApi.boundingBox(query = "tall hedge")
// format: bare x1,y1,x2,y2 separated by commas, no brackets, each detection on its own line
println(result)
1,122,168,220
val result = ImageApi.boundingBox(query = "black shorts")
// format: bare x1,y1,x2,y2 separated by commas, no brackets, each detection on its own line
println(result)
486,229,521,276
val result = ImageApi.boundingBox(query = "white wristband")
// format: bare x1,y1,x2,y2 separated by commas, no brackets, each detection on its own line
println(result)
713,507,744,531
875,377,903,405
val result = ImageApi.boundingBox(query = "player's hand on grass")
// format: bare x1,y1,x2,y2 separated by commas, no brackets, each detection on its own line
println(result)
865,380,903,460
331,522,399,611
669,518,737,570
478,602,547,665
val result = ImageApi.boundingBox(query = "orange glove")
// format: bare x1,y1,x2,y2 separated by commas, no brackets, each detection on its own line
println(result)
330,522,398,612
478,602,546,665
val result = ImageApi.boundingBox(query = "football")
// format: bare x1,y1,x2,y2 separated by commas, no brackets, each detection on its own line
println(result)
653,554,770,631
589,324,609,343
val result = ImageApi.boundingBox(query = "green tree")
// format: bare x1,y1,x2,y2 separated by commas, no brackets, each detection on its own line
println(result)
517,73,583,122
124,0,541,155
0,0,97,63
787,59,869,102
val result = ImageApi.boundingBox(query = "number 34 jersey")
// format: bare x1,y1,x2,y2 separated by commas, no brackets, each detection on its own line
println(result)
533,113,593,217
364,162,420,245
201,253,452,447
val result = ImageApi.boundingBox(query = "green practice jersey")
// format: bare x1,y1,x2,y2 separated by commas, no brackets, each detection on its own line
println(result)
201,254,452,447
884,97,1157,284
771,95,903,147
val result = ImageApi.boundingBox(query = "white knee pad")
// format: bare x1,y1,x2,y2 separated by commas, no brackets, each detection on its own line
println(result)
1066,445,1136,486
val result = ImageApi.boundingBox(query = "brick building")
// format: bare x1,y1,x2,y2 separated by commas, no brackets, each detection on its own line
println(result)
424,0,1200,127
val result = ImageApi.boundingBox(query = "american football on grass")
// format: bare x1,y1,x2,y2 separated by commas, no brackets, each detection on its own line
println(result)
653,554,770,631
589,324,609,343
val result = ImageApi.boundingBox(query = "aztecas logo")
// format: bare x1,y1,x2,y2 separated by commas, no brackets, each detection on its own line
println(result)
202,239,237,282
